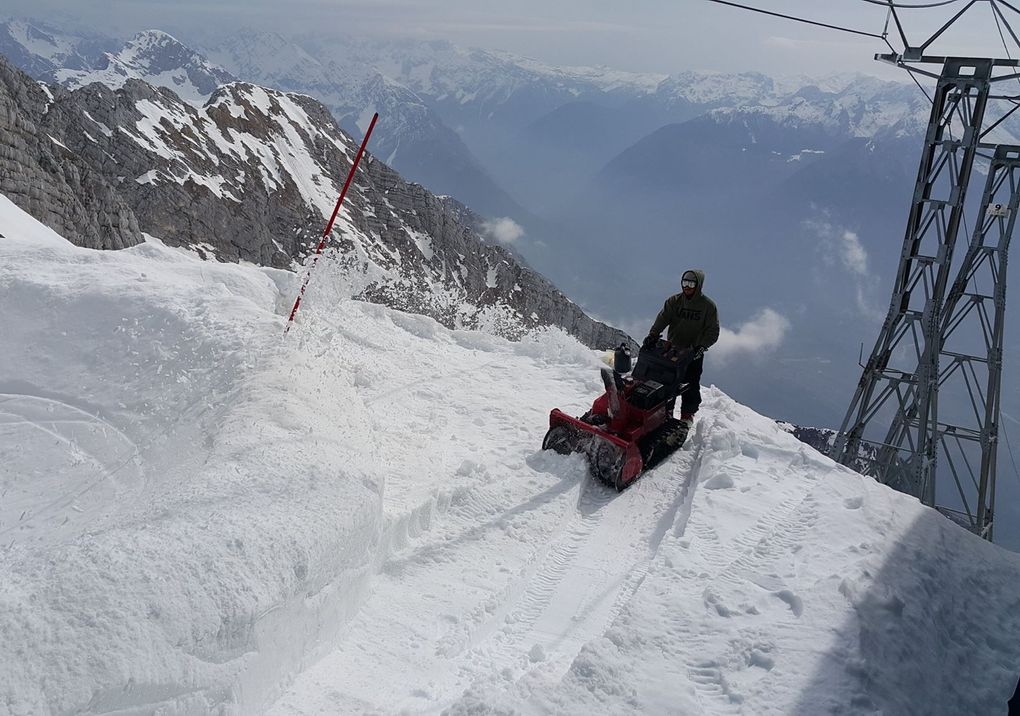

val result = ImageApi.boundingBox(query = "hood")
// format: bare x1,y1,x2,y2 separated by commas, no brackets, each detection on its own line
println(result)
682,269,705,297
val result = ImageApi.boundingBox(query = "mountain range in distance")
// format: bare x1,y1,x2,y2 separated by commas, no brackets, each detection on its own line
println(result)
7,15,1020,436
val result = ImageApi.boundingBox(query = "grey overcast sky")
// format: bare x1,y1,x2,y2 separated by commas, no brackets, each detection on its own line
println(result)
3,0,1012,78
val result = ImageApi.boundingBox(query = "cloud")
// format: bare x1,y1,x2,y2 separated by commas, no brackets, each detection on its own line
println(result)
807,219,870,275
838,229,868,276
764,36,804,50
712,308,791,363
480,217,525,245
804,218,881,317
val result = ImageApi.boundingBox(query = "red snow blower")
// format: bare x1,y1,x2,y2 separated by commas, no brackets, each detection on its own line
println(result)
542,339,695,490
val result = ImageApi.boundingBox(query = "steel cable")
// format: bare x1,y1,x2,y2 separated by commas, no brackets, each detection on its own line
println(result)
702,0,888,38
860,0,966,7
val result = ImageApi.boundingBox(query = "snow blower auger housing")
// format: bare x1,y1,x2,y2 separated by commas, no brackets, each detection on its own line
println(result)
542,340,695,490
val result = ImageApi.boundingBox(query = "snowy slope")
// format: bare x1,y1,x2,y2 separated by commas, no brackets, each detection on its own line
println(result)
2,194,1020,715
0,194,381,713
0,18,115,82
55,30,235,105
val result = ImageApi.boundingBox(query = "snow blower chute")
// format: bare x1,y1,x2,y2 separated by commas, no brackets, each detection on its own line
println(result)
542,340,695,490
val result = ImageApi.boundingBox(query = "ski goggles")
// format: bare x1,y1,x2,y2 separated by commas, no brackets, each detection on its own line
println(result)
681,278,697,289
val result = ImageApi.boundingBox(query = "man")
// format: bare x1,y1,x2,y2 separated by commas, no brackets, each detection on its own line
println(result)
642,269,720,430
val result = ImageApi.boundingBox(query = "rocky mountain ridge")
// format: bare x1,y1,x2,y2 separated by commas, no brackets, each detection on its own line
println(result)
2,20,953,237
0,52,628,349
56,29,237,104
198,30,531,221
0,56,140,250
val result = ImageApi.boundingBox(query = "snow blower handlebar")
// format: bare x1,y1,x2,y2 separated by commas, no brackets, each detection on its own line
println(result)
631,339,696,391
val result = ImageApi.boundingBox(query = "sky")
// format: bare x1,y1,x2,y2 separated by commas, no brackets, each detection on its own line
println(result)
5,0,1010,79
3,192,1020,714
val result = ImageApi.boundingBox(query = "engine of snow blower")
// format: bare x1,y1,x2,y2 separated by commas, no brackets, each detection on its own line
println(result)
542,339,695,490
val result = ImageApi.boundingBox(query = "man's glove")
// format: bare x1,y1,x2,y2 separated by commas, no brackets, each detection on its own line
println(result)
642,334,659,349
691,345,706,360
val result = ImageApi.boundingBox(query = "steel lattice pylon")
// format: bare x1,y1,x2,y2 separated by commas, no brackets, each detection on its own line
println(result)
934,145,1020,539
832,56,1020,540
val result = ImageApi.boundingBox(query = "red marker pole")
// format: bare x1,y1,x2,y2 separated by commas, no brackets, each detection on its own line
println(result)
284,112,379,334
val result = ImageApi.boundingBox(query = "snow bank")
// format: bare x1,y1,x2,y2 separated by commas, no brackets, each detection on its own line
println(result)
0,192,607,714
0,195,381,714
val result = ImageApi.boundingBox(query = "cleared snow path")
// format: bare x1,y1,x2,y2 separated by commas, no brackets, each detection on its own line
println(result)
269,407,706,714
272,375,1020,716
264,295,709,713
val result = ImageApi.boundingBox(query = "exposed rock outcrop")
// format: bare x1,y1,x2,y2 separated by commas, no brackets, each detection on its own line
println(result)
1,52,630,349
0,55,141,249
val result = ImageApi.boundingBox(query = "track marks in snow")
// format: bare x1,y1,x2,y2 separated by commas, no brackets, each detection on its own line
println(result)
468,480,618,661
442,432,710,702
680,491,821,714
0,393,144,549
686,490,820,593
402,475,621,670
270,424,706,714
653,412,827,714
648,417,710,552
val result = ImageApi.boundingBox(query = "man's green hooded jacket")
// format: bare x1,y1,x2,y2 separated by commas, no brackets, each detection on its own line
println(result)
648,269,720,350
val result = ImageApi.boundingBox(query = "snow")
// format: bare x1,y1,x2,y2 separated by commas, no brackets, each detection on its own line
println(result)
2,193,1020,715
82,110,114,138
135,169,161,185
56,64,207,107
6,19,77,64
512,59,666,94
130,99,183,161
51,29,231,107
408,229,435,262
104,84,360,212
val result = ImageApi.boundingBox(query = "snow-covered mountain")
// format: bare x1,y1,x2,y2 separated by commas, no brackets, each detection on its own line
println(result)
11,22,939,237
0,20,952,250
0,17,114,82
188,29,963,324
0,53,627,349
200,30,533,221
0,21,235,104
0,20,530,221
55,29,237,105
3,193,1020,714
0,20,957,205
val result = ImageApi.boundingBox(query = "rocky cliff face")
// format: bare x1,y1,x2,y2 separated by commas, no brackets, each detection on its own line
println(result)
0,55,141,250
0,53,628,349
349,170,627,345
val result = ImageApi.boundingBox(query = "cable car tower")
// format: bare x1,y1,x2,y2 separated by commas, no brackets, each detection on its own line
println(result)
832,1,1020,541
